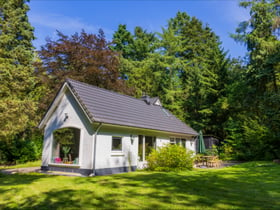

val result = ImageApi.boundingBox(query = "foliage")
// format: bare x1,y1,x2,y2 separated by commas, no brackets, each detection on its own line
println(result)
62,146,71,159
112,24,158,61
0,162,280,209
0,0,41,141
0,0,44,164
222,0,280,160
146,144,194,171
113,12,230,137
53,128,74,145
36,29,133,111
204,145,219,156
0,130,43,164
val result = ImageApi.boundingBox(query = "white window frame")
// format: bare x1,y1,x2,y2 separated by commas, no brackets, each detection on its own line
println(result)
111,136,123,154
49,126,82,167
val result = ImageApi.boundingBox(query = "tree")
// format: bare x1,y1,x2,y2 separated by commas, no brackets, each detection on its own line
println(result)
0,0,39,141
163,12,230,137
111,25,159,97
111,24,134,60
36,30,133,110
112,24,158,61
225,0,280,160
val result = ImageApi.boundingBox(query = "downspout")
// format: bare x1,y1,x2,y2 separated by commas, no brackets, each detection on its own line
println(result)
90,122,103,176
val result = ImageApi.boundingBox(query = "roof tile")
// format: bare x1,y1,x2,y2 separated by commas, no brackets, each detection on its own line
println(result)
67,79,198,136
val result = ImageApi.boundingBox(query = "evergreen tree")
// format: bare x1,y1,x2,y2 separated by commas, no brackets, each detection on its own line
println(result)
0,0,39,141
112,24,158,61
163,12,230,137
111,24,134,60
225,0,280,160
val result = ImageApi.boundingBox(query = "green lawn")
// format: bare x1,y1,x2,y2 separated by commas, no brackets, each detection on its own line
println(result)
0,160,41,170
0,162,279,209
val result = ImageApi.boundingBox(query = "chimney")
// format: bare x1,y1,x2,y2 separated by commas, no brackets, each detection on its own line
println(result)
141,95,150,105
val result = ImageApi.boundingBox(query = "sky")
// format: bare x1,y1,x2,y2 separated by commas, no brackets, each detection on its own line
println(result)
28,0,250,58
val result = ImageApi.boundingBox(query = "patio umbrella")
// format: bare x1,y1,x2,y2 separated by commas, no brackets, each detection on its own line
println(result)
198,130,206,154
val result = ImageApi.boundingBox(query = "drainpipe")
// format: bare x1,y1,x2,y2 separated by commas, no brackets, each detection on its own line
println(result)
90,122,103,176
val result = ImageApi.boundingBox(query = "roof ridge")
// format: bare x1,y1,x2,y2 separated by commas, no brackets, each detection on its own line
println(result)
66,78,150,104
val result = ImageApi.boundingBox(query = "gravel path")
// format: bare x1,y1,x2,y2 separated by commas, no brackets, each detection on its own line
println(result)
0,167,41,175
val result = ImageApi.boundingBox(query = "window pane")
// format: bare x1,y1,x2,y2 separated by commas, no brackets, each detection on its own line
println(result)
176,138,181,145
112,137,122,151
52,127,80,164
181,139,186,148
138,135,143,161
170,138,175,144
145,136,156,159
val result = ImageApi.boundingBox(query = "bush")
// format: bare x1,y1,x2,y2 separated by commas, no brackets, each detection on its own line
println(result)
0,129,43,164
146,144,194,171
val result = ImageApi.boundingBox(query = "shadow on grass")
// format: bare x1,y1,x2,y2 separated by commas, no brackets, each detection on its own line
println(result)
1,162,280,209
76,162,280,209
4,189,120,210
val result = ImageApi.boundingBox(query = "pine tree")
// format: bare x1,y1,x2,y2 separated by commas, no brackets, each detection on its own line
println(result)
0,0,38,141
162,12,230,136
227,0,280,160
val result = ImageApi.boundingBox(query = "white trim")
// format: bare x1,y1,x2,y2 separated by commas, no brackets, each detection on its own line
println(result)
111,136,123,152
79,128,84,166
111,151,125,156
49,163,80,168
38,83,68,129
49,126,83,166
49,133,54,164
38,82,93,129
67,84,94,125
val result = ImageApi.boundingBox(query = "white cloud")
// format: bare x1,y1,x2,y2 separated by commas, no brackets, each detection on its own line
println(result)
29,12,115,48
30,13,97,32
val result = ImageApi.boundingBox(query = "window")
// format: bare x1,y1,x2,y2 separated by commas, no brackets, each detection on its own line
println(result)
138,135,156,161
52,127,80,165
145,136,156,159
181,139,186,148
112,136,122,151
170,137,186,148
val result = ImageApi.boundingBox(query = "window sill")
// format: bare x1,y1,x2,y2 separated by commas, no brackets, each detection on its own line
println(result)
49,163,80,168
111,151,124,156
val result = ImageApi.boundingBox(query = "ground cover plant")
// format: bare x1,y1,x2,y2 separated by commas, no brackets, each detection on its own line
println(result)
0,161,279,209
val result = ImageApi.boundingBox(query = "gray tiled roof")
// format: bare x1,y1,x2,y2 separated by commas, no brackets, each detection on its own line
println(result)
67,79,198,136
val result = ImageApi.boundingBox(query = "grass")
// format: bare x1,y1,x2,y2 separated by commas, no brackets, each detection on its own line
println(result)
0,161,279,209
0,160,41,170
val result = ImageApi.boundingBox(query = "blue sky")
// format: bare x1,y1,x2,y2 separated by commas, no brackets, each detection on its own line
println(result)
28,0,250,58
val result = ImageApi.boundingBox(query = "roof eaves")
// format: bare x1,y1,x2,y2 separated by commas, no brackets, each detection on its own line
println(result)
66,79,95,123
38,82,68,129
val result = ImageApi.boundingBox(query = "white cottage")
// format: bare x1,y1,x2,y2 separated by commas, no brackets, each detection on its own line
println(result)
38,79,198,176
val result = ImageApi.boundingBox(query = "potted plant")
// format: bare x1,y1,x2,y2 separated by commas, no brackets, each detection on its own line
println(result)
62,146,71,163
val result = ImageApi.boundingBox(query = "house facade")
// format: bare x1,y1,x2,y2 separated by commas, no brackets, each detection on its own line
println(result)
38,79,198,176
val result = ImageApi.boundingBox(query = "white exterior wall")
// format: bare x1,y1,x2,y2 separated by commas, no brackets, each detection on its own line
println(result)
42,90,94,170
156,136,171,148
186,139,196,152
94,132,138,170
40,88,197,174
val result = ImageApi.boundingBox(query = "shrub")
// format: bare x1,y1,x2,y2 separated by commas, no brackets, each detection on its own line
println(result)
146,144,194,171
0,129,43,164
